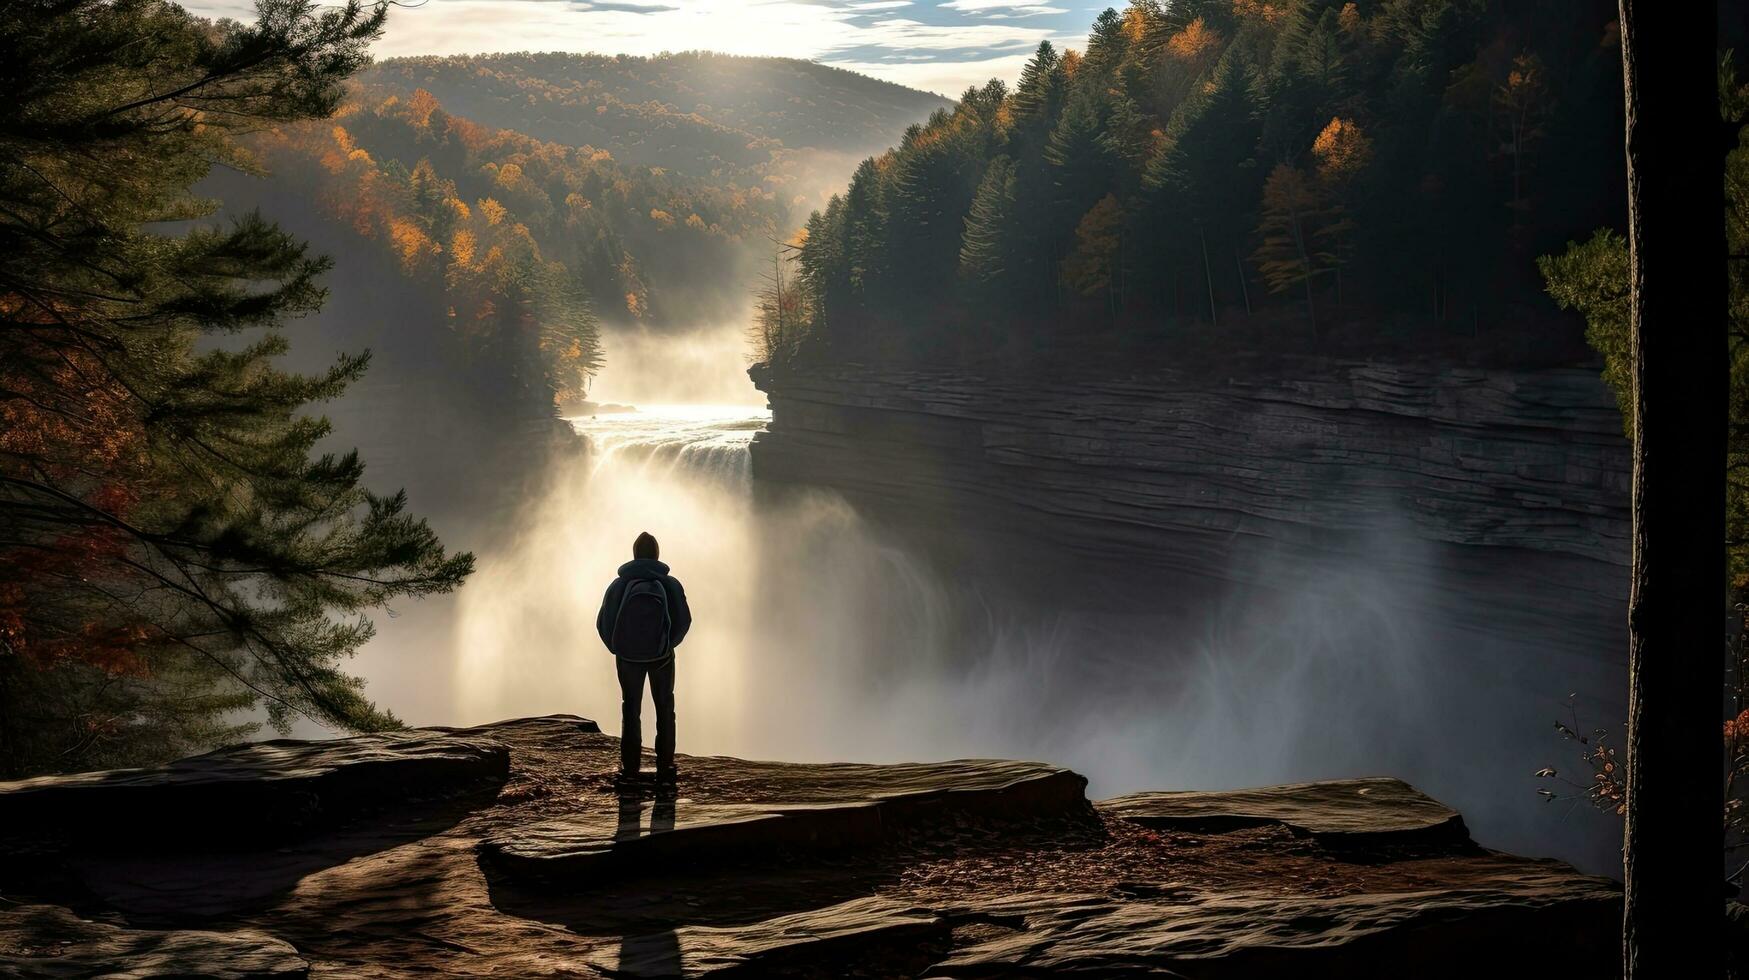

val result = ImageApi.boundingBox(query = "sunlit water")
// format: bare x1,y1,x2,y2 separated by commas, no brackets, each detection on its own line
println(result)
452,402,773,752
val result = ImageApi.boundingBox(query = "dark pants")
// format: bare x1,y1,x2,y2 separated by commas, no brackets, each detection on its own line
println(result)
616,656,675,775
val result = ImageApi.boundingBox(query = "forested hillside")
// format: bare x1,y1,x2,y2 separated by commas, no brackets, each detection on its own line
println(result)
360,53,953,184
244,53,949,370
776,0,1628,365
256,85,789,350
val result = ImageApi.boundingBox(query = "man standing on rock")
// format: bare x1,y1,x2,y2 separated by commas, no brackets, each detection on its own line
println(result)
597,531,692,791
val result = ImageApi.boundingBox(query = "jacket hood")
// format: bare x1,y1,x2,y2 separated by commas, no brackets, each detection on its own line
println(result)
618,558,670,579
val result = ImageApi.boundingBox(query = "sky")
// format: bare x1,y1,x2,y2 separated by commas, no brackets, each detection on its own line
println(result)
182,0,1101,97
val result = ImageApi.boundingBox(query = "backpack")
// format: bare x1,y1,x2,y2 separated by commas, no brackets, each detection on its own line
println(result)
611,577,671,662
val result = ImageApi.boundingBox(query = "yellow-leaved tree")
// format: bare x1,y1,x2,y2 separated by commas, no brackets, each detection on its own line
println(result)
1310,117,1373,305
1251,163,1338,338
1061,194,1125,323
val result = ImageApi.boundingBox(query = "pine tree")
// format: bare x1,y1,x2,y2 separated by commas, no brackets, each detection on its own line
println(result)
1012,41,1067,147
1045,93,1115,215
0,0,473,777
1083,8,1132,85
798,195,849,341
1300,8,1354,110
1100,95,1152,180
1041,94,1116,306
1143,50,1261,322
839,156,892,338
957,79,1011,158
887,116,980,308
959,156,1021,292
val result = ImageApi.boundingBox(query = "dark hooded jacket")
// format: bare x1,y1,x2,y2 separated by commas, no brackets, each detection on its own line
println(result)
597,558,692,658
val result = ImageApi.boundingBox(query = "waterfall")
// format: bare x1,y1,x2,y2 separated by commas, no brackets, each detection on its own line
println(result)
578,405,762,496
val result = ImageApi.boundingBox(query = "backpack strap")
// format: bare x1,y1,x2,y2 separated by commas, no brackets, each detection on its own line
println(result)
610,577,635,655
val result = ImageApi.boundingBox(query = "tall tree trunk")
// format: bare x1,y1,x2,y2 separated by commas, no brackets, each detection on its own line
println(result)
1289,209,1317,341
1334,243,1343,307
1618,3,1725,976
1234,248,1252,316
1200,230,1218,328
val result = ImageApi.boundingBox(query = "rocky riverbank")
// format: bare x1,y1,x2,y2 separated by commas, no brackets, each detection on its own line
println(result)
0,716,1621,977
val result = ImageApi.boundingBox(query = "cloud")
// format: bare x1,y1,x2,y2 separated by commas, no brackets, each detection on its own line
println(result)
830,51,1035,96
178,0,1089,99
838,16,1050,53
574,0,681,12
938,0,1066,14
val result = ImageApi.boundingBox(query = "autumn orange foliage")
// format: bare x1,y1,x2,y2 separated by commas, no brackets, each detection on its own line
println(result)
1167,18,1221,63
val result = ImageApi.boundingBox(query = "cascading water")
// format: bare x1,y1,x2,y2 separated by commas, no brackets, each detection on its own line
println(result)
445,382,950,762
581,405,763,495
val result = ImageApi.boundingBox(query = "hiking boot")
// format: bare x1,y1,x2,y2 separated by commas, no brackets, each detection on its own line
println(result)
614,769,648,791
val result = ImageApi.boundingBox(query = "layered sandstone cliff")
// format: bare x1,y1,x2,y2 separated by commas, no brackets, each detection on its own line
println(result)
748,357,1631,665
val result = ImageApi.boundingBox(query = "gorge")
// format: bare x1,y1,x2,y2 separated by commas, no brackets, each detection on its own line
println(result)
356,336,1627,880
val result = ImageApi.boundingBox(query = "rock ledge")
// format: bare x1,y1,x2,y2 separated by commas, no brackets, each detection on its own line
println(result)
0,717,1619,978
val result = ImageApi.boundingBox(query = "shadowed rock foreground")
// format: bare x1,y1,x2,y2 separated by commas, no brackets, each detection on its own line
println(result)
0,716,1620,977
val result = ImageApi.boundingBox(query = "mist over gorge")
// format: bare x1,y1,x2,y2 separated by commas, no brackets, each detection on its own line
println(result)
200,25,1638,878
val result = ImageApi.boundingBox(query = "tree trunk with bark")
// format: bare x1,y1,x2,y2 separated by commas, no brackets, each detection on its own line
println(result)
1618,2,1725,976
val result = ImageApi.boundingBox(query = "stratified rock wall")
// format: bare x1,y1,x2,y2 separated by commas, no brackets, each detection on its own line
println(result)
748,358,1630,662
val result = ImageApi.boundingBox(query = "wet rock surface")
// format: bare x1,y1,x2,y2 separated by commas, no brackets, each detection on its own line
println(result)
0,716,1621,977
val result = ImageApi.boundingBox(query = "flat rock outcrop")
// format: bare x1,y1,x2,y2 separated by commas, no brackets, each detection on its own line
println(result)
930,866,1620,979
0,716,1621,977
482,759,1086,883
748,358,1631,666
1102,777,1468,847
0,724,516,850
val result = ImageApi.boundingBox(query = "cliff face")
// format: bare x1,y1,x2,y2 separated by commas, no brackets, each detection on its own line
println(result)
748,358,1631,665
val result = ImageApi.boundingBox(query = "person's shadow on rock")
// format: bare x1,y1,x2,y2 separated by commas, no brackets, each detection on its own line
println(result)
610,788,682,976
615,793,643,843
618,927,682,978
614,786,678,844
